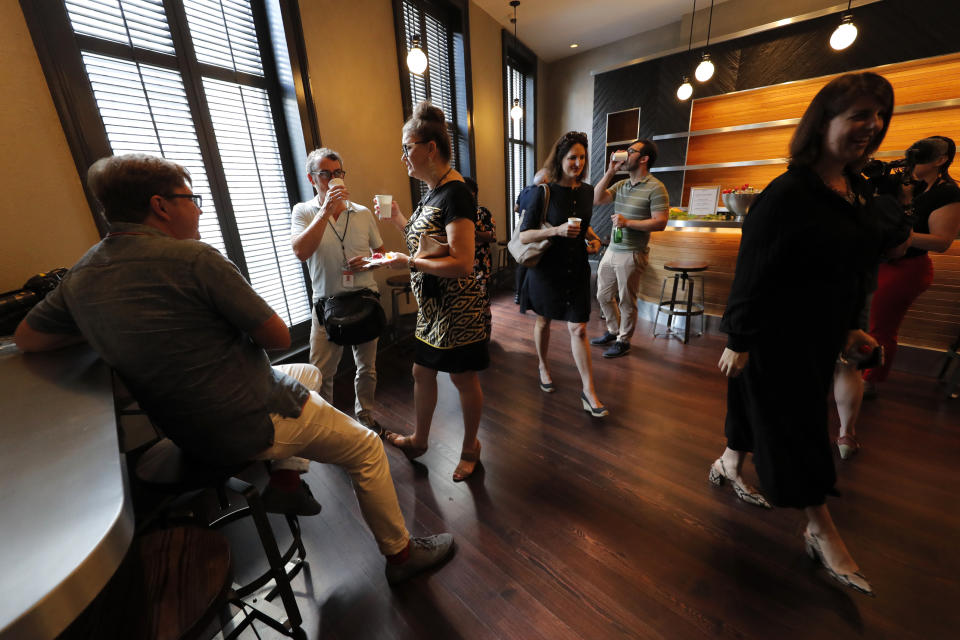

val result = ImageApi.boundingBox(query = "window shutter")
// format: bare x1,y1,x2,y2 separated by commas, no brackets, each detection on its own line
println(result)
183,0,264,76
80,52,227,254
65,0,175,54
203,78,311,325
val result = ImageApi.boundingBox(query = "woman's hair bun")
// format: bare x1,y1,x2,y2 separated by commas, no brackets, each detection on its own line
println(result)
413,100,444,123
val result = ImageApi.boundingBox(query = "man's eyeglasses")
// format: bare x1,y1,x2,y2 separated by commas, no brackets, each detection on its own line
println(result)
401,141,427,158
163,193,202,208
626,148,643,155
311,169,346,180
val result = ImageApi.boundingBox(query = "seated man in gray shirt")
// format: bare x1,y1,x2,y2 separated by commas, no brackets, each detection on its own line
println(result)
291,148,384,434
15,153,453,585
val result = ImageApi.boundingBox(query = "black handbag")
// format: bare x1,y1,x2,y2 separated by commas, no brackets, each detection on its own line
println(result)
316,288,386,345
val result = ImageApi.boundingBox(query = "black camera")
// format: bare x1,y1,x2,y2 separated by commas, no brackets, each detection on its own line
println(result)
861,137,947,197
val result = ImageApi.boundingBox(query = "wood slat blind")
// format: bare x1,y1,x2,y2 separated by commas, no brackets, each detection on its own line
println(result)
64,0,311,328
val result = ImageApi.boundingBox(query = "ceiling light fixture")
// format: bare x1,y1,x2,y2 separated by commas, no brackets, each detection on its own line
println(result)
509,1,524,121
569,43,579,48
694,0,715,82
407,35,427,75
677,0,697,101
830,1,858,51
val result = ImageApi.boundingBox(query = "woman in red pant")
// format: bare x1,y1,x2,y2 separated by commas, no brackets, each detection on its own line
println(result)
864,136,960,395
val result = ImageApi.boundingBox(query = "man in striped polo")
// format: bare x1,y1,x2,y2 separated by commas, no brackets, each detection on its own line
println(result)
591,139,669,358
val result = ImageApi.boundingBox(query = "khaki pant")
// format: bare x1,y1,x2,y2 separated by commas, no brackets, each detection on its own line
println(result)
310,307,378,419
596,249,648,343
256,363,409,555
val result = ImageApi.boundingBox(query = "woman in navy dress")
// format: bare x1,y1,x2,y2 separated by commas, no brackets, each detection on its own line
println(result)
518,131,607,417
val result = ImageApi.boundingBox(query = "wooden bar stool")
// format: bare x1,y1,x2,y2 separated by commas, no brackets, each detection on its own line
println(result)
135,439,307,639
386,273,414,342
653,261,708,344
494,240,510,289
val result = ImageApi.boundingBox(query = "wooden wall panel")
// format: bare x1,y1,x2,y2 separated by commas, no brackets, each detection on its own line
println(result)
685,107,960,169
690,54,960,131
641,231,741,316
643,234,959,352
680,165,786,206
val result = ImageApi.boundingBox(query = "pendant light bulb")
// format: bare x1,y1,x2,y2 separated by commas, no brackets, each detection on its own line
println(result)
510,98,523,121
695,53,714,82
677,77,693,101
830,15,858,50
407,36,427,75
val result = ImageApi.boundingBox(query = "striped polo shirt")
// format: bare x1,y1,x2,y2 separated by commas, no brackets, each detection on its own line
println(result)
606,173,669,252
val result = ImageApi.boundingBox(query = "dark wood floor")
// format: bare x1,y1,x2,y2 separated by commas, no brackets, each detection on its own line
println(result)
238,291,960,639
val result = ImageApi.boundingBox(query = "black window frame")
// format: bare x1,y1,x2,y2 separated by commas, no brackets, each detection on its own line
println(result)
502,29,536,237
391,0,476,206
19,0,321,344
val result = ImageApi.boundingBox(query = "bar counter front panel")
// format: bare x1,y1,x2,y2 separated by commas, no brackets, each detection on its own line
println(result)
642,221,960,351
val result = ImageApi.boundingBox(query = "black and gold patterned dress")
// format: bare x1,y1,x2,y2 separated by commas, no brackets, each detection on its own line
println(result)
405,180,489,373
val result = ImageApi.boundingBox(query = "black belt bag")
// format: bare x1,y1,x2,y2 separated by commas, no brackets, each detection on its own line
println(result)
316,288,386,345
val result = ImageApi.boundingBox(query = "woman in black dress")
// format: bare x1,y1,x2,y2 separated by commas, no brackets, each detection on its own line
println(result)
519,131,607,417
356,101,486,482
713,73,894,596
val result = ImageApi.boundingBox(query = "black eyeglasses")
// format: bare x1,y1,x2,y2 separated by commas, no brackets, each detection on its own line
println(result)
626,148,643,155
311,169,346,180
402,141,427,158
163,193,202,208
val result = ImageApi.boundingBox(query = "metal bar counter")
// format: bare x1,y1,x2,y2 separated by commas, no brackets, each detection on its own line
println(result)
0,343,132,640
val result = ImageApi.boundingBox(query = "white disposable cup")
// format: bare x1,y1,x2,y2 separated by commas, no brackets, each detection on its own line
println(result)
568,217,581,230
375,194,392,219
328,177,345,189
612,150,628,163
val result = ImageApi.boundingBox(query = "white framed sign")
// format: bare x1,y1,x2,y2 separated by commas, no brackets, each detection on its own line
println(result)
688,186,721,216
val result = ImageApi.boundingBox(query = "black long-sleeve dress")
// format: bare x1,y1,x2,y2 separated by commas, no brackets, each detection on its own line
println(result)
720,165,882,508
518,182,594,323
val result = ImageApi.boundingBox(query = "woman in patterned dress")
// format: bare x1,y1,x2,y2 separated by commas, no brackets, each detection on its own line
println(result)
355,101,486,482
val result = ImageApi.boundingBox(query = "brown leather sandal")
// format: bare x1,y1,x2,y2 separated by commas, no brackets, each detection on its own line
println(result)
452,441,481,482
384,431,428,460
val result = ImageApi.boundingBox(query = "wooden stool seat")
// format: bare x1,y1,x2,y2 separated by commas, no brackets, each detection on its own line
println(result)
664,261,708,273
385,273,411,288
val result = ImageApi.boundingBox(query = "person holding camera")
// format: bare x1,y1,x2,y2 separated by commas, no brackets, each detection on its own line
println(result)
291,148,386,435
863,136,960,396
714,73,894,596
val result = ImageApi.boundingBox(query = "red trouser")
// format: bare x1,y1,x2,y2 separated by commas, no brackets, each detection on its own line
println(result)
864,253,934,383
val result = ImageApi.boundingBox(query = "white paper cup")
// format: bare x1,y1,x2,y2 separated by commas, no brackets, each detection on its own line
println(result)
568,217,581,228
375,194,392,219
612,150,628,163
328,177,345,189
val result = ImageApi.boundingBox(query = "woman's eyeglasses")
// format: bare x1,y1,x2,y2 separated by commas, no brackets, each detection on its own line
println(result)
402,141,427,158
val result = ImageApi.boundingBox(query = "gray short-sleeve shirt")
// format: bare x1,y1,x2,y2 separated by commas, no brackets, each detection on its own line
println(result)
290,198,383,301
25,223,308,464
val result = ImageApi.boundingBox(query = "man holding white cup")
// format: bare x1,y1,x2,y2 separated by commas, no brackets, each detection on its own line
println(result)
291,148,386,434
591,139,669,358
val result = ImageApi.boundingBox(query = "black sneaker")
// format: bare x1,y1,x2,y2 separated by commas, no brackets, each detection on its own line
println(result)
602,341,630,358
385,534,455,585
357,412,385,437
261,480,322,516
590,332,617,346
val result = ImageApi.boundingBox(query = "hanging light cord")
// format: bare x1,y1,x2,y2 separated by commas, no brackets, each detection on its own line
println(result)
705,0,714,47
687,0,696,52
